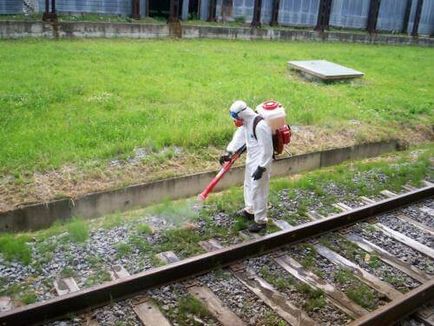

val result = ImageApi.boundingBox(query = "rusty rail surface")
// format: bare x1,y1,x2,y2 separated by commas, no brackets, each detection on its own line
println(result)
1,185,433,326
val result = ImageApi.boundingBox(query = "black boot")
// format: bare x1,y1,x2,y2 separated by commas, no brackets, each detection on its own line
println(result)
248,223,266,233
236,209,254,221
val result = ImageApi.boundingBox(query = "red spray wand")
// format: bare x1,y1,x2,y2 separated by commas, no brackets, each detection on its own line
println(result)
198,145,246,201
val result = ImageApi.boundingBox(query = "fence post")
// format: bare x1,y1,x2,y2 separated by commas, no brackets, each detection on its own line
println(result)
43,0,57,21
270,0,280,26
251,0,262,27
316,0,332,32
401,0,412,33
169,0,181,22
132,0,140,19
366,0,381,33
411,0,423,37
207,0,217,22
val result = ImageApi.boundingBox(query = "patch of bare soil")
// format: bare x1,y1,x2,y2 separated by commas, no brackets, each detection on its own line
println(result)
0,124,432,213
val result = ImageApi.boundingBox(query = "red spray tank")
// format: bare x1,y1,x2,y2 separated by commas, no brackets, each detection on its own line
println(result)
256,100,291,155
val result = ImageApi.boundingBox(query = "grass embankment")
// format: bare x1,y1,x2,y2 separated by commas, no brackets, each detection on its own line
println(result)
0,39,433,178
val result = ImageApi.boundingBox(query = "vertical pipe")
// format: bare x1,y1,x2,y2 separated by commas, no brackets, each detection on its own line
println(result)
251,0,262,27
411,0,423,36
45,0,49,14
197,0,202,18
51,0,55,13
366,0,381,33
132,0,140,18
316,0,325,31
323,0,332,30
207,0,216,22
401,0,412,33
316,0,332,32
270,0,280,26
169,0,180,22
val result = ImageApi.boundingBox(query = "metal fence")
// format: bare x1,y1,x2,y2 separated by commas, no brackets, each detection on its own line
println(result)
418,0,434,34
0,0,22,14
329,0,370,29
277,0,320,27
1,0,433,36
36,0,132,16
377,0,408,32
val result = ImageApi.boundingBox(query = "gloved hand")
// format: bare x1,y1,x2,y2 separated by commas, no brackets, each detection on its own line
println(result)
252,166,266,181
219,152,232,165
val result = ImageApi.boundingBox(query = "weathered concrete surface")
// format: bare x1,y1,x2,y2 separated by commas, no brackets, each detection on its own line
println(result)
0,21,53,38
0,141,399,233
0,21,432,46
183,25,433,46
57,22,170,39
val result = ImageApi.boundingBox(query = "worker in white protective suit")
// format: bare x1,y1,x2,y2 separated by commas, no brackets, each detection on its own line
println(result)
219,100,274,232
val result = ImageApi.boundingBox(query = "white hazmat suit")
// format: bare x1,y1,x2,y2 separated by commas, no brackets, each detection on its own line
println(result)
226,102,273,225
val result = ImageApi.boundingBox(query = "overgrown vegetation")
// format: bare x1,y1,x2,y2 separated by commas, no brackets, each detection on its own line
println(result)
66,218,89,243
115,242,132,258
1,39,433,177
0,234,31,265
153,227,204,258
260,265,294,290
335,269,378,310
260,265,326,312
319,234,362,261
137,223,153,235
296,283,326,312
101,213,123,230
174,294,213,325
0,282,38,305
85,270,111,287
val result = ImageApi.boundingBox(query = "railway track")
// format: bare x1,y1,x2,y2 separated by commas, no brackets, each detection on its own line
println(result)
1,183,433,325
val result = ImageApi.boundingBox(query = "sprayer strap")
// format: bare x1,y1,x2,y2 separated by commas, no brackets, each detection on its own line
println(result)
252,115,264,141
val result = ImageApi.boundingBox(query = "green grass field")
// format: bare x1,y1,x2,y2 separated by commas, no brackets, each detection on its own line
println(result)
0,39,433,175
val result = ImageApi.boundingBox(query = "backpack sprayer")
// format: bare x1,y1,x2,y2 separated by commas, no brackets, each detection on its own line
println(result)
198,100,291,201
198,144,246,201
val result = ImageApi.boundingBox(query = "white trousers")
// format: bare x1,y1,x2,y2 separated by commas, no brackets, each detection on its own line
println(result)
243,164,270,224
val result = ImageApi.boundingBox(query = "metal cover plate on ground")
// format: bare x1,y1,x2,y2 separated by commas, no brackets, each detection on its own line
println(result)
288,60,364,80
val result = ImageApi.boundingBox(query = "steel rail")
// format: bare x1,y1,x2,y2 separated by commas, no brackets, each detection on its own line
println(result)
350,278,434,326
1,185,433,326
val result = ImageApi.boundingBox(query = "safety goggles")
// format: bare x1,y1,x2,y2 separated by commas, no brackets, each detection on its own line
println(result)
230,107,246,120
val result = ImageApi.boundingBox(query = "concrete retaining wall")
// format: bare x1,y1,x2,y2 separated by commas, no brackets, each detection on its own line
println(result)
182,25,434,45
0,140,399,233
0,21,432,46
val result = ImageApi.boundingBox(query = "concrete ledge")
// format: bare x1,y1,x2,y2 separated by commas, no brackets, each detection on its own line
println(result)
0,21,432,46
183,25,434,46
0,140,399,233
